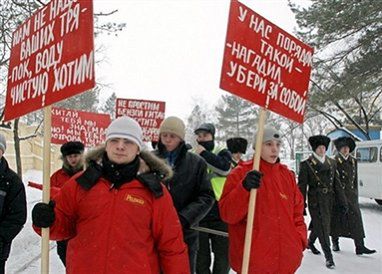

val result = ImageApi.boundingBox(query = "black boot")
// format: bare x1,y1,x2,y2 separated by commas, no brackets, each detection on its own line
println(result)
325,258,335,269
355,239,377,255
332,237,340,252
324,253,335,269
307,241,321,255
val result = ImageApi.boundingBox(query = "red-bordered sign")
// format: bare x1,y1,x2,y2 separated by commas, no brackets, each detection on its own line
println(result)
220,0,314,123
51,107,110,147
4,0,95,121
116,98,166,142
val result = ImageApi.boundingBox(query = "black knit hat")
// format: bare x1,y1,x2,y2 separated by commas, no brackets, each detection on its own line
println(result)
194,123,216,138
227,137,248,154
334,137,356,153
60,141,85,156
308,135,330,151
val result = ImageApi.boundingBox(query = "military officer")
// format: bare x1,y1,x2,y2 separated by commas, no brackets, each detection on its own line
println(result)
331,137,376,255
298,135,346,269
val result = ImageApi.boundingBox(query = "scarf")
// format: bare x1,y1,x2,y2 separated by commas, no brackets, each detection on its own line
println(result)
102,154,140,189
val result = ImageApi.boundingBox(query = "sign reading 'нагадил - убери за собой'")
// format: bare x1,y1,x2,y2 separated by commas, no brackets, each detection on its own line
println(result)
220,0,314,124
5,0,95,121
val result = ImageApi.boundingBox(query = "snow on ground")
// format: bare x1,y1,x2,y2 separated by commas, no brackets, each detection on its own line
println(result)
6,170,382,273
297,198,382,274
6,170,65,274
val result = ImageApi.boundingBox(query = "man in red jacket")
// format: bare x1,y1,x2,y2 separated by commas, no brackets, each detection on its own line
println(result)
32,116,189,274
219,126,307,274
50,141,85,266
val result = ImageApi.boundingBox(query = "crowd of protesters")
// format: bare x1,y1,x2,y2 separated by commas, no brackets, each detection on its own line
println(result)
0,115,377,274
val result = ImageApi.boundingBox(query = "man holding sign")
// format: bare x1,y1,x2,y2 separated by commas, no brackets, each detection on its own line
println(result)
219,127,307,274
219,1,313,272
31,117,189,274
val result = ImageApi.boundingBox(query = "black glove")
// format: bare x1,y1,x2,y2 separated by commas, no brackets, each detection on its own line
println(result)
242,170,263,191
32,201,56,228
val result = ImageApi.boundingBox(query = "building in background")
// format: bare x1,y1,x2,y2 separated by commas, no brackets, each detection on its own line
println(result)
0,123,62,174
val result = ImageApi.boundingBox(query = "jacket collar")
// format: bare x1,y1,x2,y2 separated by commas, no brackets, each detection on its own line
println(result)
76,146,173,197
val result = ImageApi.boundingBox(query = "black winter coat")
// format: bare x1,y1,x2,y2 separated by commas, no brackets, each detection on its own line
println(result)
298,155,346,236
154,143,215,251
331,154,365,240
0,157,27,261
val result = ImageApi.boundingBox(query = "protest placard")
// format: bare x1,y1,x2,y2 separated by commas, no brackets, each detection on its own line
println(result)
5,0,95,121
220,0,314,123
116,98,166,142
51,107,111,147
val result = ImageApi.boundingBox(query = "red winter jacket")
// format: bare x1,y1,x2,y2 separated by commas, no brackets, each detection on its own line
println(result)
50,168,72,189
219,159,307,274
28,168,77,198
35,174,189,274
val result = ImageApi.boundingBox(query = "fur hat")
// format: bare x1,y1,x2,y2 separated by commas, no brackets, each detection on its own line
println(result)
0,134,6,153
308,135,330,151
227,137,248,154
334,136,356,153
61,141,85,156
194,123,216,138
106,116,143,150
159,116,185,140
252,126,281,148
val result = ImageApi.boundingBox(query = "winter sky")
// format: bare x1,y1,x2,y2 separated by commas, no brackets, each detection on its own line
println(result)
94,0,311,121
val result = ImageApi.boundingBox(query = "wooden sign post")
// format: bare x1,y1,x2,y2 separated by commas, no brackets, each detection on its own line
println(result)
4,1,95,272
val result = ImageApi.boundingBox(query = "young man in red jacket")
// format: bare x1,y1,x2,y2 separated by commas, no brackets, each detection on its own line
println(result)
219,126,307,274
32,116,190,274
50,141,85,266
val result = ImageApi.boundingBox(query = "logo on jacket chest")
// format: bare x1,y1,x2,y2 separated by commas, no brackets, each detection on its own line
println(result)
125,194,145,205
279,192,288,200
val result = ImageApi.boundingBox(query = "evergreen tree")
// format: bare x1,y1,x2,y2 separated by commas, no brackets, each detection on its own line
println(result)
55,86,100,112
185,104,208,145
215,94,258,142
290,0,382,139
102,92,117,120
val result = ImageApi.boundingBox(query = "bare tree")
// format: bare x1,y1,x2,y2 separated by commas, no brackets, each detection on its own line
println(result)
0,0,125,175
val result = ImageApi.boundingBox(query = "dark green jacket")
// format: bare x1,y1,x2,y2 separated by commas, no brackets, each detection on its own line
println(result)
331,154,365,239
298,155,346,235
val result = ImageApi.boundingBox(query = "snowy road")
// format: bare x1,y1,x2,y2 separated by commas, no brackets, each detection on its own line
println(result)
6,170,382,273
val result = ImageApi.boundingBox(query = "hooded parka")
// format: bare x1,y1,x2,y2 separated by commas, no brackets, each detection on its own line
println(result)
35,148,189,274
219,159,307,274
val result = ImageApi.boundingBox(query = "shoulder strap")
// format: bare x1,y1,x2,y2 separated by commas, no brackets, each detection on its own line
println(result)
305,160,325,187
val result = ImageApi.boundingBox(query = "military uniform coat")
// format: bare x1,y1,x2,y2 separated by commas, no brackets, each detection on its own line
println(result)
298,156,346,238
331,154,365,240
